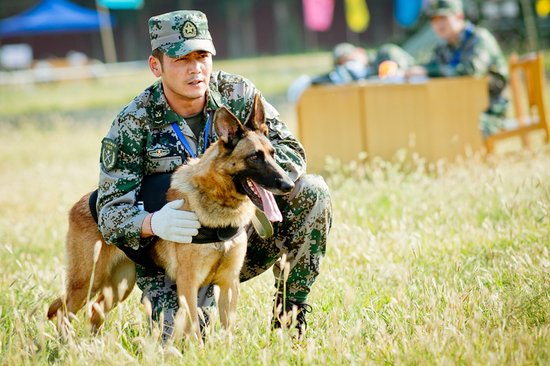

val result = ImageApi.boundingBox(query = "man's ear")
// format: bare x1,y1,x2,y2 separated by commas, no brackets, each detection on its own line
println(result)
149,55,162,77
247,93,268,136
214,107,246,148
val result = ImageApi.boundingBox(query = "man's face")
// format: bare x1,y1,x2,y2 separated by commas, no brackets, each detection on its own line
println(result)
155,50,213,102
338,48,368,66
430,13,465,43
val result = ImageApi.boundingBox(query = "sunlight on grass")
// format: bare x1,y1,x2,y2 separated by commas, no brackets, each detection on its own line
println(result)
0,53,332,118
0,118,548,365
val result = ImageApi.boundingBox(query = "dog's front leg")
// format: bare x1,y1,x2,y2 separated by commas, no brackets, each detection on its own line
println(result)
217,238,247,331
174,270,202,342
217,277,239,331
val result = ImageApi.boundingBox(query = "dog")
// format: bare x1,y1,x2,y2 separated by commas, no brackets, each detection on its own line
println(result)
47,94,294,341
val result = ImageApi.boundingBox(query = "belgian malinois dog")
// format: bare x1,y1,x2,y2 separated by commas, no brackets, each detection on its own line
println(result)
47,94,294,341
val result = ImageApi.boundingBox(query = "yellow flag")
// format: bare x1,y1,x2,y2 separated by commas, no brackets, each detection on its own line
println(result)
536,0,550,17
345,0,370,33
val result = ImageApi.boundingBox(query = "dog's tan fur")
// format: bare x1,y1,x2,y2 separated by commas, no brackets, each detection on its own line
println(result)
47,95,292,341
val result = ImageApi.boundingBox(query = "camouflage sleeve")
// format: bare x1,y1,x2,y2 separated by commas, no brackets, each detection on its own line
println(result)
454,31,498,77
97,107,150,251
424,44,458,77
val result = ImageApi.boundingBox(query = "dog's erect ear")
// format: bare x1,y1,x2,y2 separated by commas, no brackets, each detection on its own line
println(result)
247,93,268,136
214,106,246,148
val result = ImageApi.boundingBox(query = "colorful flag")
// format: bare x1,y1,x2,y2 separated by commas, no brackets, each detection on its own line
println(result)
303,0,335,32
345,0,370,33
395,0,423,27
536,0,550,17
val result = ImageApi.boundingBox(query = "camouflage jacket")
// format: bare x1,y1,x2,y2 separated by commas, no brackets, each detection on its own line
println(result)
424,22,508,113
97,70,306,250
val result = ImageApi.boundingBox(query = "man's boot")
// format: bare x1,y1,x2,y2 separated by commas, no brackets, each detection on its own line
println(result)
271,296,312,338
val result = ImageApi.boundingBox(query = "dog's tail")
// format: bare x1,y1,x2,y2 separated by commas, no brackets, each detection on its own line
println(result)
47,297,64,320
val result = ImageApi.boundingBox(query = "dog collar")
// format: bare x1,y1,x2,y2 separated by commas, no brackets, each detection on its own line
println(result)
191,225,244,244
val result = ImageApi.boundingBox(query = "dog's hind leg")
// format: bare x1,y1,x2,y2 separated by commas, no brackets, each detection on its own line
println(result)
51,198,106,322
61,265,106,325
89,258,136,331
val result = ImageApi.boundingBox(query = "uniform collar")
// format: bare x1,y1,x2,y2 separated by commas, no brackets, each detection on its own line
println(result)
149,79,223,128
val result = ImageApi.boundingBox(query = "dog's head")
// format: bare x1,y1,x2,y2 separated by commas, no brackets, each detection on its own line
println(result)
213,94,294,221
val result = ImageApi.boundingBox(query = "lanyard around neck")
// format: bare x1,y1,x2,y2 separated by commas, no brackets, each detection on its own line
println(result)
449,23,474,68
171,113,212,159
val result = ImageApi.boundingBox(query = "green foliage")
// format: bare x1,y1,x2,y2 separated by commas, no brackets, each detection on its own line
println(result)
0,116,549,364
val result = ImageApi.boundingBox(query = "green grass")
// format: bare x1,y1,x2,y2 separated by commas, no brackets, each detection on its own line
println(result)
0,115,548,365
0,54,549,364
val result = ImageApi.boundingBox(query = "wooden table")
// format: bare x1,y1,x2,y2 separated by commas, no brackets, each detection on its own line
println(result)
296,77,488,172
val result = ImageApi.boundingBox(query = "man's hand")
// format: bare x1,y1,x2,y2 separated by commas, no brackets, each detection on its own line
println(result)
148,199,200,243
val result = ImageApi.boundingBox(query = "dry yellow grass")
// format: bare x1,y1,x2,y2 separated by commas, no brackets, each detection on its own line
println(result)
0,52,549,364
0,116,548,365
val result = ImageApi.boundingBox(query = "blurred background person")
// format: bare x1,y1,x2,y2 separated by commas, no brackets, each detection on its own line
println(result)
311,42,370,84
288,42,415,102
407,0,508,137
311,42,415,84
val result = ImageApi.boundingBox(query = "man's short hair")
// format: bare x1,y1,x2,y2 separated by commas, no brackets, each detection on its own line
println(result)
152,48,164,64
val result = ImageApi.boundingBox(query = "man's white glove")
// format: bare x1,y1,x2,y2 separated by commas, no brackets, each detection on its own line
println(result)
150,199,200,243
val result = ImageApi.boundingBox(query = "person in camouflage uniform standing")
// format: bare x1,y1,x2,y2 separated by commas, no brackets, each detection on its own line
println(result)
96,10,332,339
407,0,509,136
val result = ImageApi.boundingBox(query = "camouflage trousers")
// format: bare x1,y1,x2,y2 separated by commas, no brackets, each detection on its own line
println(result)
480,112,507,138
136,174,332,335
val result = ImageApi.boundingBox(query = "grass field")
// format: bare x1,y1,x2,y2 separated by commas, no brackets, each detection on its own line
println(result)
0,55,549,365
0,52,332,118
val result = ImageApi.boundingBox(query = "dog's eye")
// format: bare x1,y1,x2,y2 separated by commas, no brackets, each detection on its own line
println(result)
248,151,264,161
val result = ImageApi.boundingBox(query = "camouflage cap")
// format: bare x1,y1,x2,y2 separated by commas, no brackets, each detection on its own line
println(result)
426,0,463,17
148,10,216,58
332,43,357,64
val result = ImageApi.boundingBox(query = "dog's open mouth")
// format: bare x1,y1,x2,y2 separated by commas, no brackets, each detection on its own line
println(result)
240,177,283,222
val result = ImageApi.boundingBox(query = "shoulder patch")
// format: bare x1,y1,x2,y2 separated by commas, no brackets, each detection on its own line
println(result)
101,138,119,171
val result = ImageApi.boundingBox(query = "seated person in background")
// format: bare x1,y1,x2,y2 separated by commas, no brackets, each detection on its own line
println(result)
407,0,508,137
311,42,415,84
288,42,414,102
310,43,369,84
369,43,416,79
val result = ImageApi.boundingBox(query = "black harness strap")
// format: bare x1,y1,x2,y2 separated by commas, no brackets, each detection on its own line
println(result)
89,173,244,268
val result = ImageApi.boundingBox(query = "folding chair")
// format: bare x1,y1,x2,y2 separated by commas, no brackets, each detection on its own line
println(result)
484,52,549,153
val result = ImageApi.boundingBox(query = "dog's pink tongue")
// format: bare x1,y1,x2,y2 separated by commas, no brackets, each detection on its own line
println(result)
252,181,283,222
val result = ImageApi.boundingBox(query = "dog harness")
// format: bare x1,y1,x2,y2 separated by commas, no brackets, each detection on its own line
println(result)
89,173,244,269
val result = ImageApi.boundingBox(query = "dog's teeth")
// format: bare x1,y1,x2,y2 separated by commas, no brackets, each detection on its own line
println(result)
246,179,259,197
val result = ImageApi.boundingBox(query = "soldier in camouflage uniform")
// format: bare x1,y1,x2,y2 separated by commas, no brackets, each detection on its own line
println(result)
408,0,509,136
96,10,332,339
